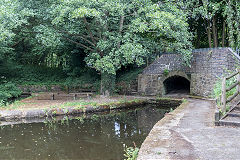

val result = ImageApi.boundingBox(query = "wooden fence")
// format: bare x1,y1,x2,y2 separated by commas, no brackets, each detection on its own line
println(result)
221,69,240,112
236,48,240,56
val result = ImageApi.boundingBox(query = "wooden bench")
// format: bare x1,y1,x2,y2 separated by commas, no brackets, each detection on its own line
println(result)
69,92,93,100
50,92,93,100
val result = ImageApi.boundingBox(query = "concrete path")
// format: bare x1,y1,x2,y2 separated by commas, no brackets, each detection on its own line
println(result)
138,99,240,160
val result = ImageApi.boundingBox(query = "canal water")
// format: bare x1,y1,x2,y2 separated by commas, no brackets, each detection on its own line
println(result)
0,104,175,160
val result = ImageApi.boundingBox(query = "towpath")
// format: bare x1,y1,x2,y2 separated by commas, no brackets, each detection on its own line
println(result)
138,99,240,160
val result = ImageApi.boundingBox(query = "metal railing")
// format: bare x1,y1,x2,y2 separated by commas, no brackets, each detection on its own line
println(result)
221,69,240,113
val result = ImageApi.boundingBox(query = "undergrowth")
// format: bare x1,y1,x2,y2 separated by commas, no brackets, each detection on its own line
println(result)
0,82,22,106
117,68,144,83
213,76,237,99
213,71,238,116
123,144,139,160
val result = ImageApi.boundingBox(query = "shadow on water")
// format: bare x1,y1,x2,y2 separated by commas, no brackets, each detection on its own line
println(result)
0,104,177,160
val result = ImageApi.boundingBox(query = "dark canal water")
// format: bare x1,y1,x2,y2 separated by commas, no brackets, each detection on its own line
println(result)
0,104,174,160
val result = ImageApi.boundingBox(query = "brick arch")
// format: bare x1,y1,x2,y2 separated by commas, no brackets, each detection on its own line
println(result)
158,71,191,95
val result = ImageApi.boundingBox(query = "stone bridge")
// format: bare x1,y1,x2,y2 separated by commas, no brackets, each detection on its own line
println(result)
138,48,240,97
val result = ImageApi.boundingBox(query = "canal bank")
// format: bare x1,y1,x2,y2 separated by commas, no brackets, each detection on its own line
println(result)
138,99,240,160
0,95,182,125
0,97,181,160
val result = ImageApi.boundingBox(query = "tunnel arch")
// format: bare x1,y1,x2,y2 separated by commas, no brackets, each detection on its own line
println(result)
163,76,190,94
158,71,191,95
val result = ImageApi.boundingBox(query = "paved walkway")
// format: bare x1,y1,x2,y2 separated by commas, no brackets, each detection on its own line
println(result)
138,99,240,160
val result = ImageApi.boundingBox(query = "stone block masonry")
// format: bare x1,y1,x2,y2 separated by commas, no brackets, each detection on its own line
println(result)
138,48,240,97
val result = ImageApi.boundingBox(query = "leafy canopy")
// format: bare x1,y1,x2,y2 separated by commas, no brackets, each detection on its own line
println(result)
0,0,32,57
33,0,192,74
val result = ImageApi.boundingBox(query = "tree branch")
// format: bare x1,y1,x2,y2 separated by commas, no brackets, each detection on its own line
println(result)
11,38,25,48
83,16,97,45
118,16,125,48
54,25,99,47
64,32,96,47
63,36,95,52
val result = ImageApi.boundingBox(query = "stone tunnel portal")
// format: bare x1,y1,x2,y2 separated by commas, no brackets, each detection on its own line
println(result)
163,76,190,95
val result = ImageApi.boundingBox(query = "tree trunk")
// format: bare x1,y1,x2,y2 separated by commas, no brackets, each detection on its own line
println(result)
222,18,226,47
195,20,201,48
100,72,116,97
207,20,212,48
212,15,218,47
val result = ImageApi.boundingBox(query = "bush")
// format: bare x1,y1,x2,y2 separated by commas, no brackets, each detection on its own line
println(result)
0,82,22,104
0,61,100,89
11,65,66,85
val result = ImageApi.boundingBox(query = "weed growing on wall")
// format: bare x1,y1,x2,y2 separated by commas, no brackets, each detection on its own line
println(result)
123,144,139,160
163,69,169,76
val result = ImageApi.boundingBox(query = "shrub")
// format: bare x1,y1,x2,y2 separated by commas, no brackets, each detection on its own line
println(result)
0,82,22,105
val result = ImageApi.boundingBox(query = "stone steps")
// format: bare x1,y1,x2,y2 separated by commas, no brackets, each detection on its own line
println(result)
219,105,240,127
227,113,240,117
219,119,240,127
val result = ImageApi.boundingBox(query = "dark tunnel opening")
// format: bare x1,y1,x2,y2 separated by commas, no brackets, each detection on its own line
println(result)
163,76,190,95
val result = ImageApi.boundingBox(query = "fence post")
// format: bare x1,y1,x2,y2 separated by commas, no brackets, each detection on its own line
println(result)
51,93,55,100
237,69,240,94
221,77,226,112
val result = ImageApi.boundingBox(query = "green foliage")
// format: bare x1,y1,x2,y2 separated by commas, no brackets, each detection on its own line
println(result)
224,0,240,48
60,101,97,109
180,0,240,48
116,68,143,94
219,104,231,116
0,0,32,57
4,0,240,98
117,68,144,83
100,72,116,96
163,69,169,76
123,144,139,160
0,60,99,90
64,70,100,90
213,76,237,99
1,0,194,96
11,65,66,85
213,79,222,99
0,82,22,105
181,98,188,103
131,1,192,65
31,0,193,95
115,67,143,94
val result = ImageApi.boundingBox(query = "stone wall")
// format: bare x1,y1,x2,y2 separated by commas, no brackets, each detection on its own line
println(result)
138,48,240,97
142,54,190,74
138,74,160,96
190,48,227,96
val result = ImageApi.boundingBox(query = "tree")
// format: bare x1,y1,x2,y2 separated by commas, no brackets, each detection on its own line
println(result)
225,0,240,48
31,0,192,96
0,0,32,59
181,0,240,48
7,0,189,96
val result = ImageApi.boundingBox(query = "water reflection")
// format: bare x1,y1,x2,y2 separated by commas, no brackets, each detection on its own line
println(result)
0,104,173,160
